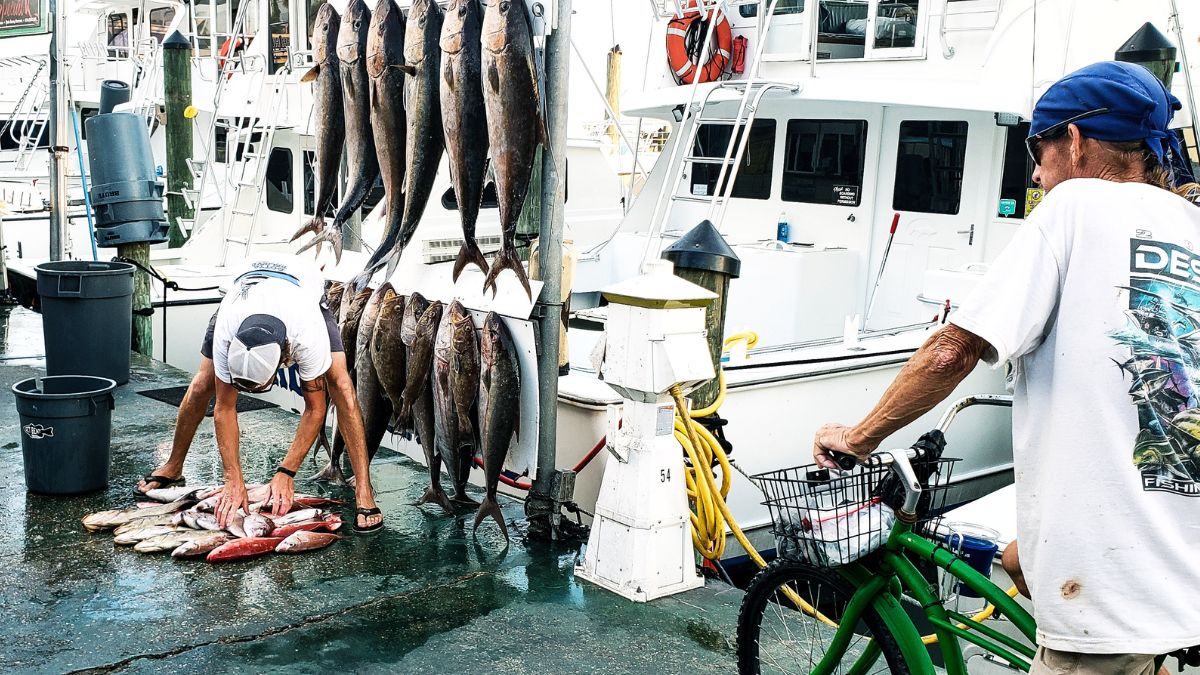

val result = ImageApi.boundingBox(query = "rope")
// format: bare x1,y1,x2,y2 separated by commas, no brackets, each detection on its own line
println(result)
111,255,223,292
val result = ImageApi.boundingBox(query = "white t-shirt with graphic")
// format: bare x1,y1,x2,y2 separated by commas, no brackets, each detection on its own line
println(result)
212,253,331,384
951,178,1200,654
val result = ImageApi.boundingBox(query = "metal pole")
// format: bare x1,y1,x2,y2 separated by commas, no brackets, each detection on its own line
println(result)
47,0,68,261
530,0,570,527
1169,0,1200,144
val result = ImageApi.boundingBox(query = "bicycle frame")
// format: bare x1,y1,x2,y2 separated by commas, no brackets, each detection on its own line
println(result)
811,521,1037,675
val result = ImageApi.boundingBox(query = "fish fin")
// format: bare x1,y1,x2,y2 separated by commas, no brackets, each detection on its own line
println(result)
455,414,474,449
483,246,531,299
332,225,344,264
398,64,418,75
472,497,508,540
452,241,490,283
300,64,320,83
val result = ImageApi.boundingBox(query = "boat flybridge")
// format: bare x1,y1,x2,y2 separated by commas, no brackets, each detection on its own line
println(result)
7,0,1198,564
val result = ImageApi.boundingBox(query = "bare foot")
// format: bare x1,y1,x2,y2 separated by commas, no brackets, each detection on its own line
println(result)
135,464,185,495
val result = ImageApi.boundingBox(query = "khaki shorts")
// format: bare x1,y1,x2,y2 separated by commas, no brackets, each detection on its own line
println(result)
1029,647,1156,675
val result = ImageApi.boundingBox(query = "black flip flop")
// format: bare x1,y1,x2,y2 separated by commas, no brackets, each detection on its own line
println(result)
354,507,384,534
133,474,185,497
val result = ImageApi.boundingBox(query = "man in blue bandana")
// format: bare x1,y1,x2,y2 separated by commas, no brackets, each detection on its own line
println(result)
813,61,1200,673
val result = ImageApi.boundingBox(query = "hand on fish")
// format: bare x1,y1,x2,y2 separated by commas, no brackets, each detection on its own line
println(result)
265,473,296,518
215,481,251,529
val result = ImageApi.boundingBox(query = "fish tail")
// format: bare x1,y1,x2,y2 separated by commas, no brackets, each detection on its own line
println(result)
472,497,508,540
397,401,412,429
384,248,402,280
290,215,324,243
350,270,373,293
452,240,490,282
482,246,531,299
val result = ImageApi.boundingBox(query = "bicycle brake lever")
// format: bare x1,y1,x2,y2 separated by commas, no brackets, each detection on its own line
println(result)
827,450,859,471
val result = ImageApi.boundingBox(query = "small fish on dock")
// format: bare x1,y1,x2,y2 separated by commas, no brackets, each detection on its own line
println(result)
275,531,342,554
134,530,217,554
82,499,194,532
113,525,181,546
206,537,285,563
170,533,234,559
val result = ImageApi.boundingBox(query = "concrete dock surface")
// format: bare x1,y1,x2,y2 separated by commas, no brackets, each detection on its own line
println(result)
0,305,743,673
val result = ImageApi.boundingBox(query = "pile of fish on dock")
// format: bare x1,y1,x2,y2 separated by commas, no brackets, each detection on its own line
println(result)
316,279,521,539
293,0,542,300
82,485,346,562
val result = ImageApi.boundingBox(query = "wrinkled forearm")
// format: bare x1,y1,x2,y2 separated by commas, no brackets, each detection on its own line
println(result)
848,324,989,451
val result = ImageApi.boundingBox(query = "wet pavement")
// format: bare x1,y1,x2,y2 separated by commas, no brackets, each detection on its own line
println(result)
0,305,743,673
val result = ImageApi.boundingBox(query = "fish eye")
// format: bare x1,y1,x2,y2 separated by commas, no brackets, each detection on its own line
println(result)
458,4,467,15
499,0,509,10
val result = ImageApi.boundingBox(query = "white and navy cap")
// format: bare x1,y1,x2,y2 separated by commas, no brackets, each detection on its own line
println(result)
227,314,286,391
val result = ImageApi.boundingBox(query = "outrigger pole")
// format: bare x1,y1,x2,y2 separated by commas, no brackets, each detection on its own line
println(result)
47,0,68,261
530,0,572,538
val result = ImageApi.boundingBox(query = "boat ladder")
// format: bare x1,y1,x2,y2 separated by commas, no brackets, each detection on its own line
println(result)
180,0,258,228
217,65,291,266
644,0,796,256
0,67,51,172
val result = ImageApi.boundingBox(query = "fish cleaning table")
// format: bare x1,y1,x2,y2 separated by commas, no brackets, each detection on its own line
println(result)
0,305,743,673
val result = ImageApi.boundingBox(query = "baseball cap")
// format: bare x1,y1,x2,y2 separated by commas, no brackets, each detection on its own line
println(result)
1029,61,1194,184
227,314,286,392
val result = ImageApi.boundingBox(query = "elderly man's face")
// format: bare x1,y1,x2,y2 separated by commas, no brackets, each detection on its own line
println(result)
1031,139,1068,190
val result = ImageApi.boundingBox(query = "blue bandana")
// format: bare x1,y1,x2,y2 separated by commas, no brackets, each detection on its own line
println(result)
1030,61,1193,185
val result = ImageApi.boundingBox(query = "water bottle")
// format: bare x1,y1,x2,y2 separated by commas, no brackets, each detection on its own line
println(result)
776,211,789,243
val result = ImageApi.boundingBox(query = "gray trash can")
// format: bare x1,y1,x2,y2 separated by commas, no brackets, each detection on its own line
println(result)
35,261,135,385
13,375,117,495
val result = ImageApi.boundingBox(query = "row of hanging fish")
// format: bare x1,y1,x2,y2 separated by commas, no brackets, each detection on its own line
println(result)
292,0,543,300
312,280,521,539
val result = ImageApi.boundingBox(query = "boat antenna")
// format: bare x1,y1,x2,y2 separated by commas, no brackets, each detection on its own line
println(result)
1029,0,1038,113
47,0,69,260
1168,0,1200,147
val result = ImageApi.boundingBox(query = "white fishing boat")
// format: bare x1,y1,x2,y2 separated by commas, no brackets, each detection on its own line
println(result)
7,0,1198,565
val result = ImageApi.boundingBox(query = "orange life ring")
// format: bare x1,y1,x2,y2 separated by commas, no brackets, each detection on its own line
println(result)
665,2,732,85
217,36,243,71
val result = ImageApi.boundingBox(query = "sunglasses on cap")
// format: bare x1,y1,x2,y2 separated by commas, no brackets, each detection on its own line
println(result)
1025,107,1111,166
231,376,275,394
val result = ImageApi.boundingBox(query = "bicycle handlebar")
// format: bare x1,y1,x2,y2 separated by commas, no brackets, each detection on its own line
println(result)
828,395,1013,519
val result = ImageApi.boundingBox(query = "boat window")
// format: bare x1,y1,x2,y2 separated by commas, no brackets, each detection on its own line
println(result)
741,0,806,16
266,148,294,214
892,120,967,215
781,119,867,206
107,14,130,57
873,1,919,50
307,0,322,49
268,0,291,74
215,126,228,164
688,120,775,201
997,122,1033,219
148,7,175,43
302,150,339,217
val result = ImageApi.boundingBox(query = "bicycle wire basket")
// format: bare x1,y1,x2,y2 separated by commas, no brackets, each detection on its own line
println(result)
751,457,959,567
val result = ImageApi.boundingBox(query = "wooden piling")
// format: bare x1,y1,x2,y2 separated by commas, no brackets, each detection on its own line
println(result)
163,30,194,248
119,242,153,356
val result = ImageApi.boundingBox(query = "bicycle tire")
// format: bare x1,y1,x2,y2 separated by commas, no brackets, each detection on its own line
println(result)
737,559,911,675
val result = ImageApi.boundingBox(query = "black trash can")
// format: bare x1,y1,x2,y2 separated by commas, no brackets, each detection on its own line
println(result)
13,375,117,495
35,261,135,385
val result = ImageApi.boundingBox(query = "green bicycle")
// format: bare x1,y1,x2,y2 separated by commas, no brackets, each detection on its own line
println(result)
736,395,1036,674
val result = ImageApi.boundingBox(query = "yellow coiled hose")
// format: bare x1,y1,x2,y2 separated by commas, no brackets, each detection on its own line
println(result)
672,332,1018,640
